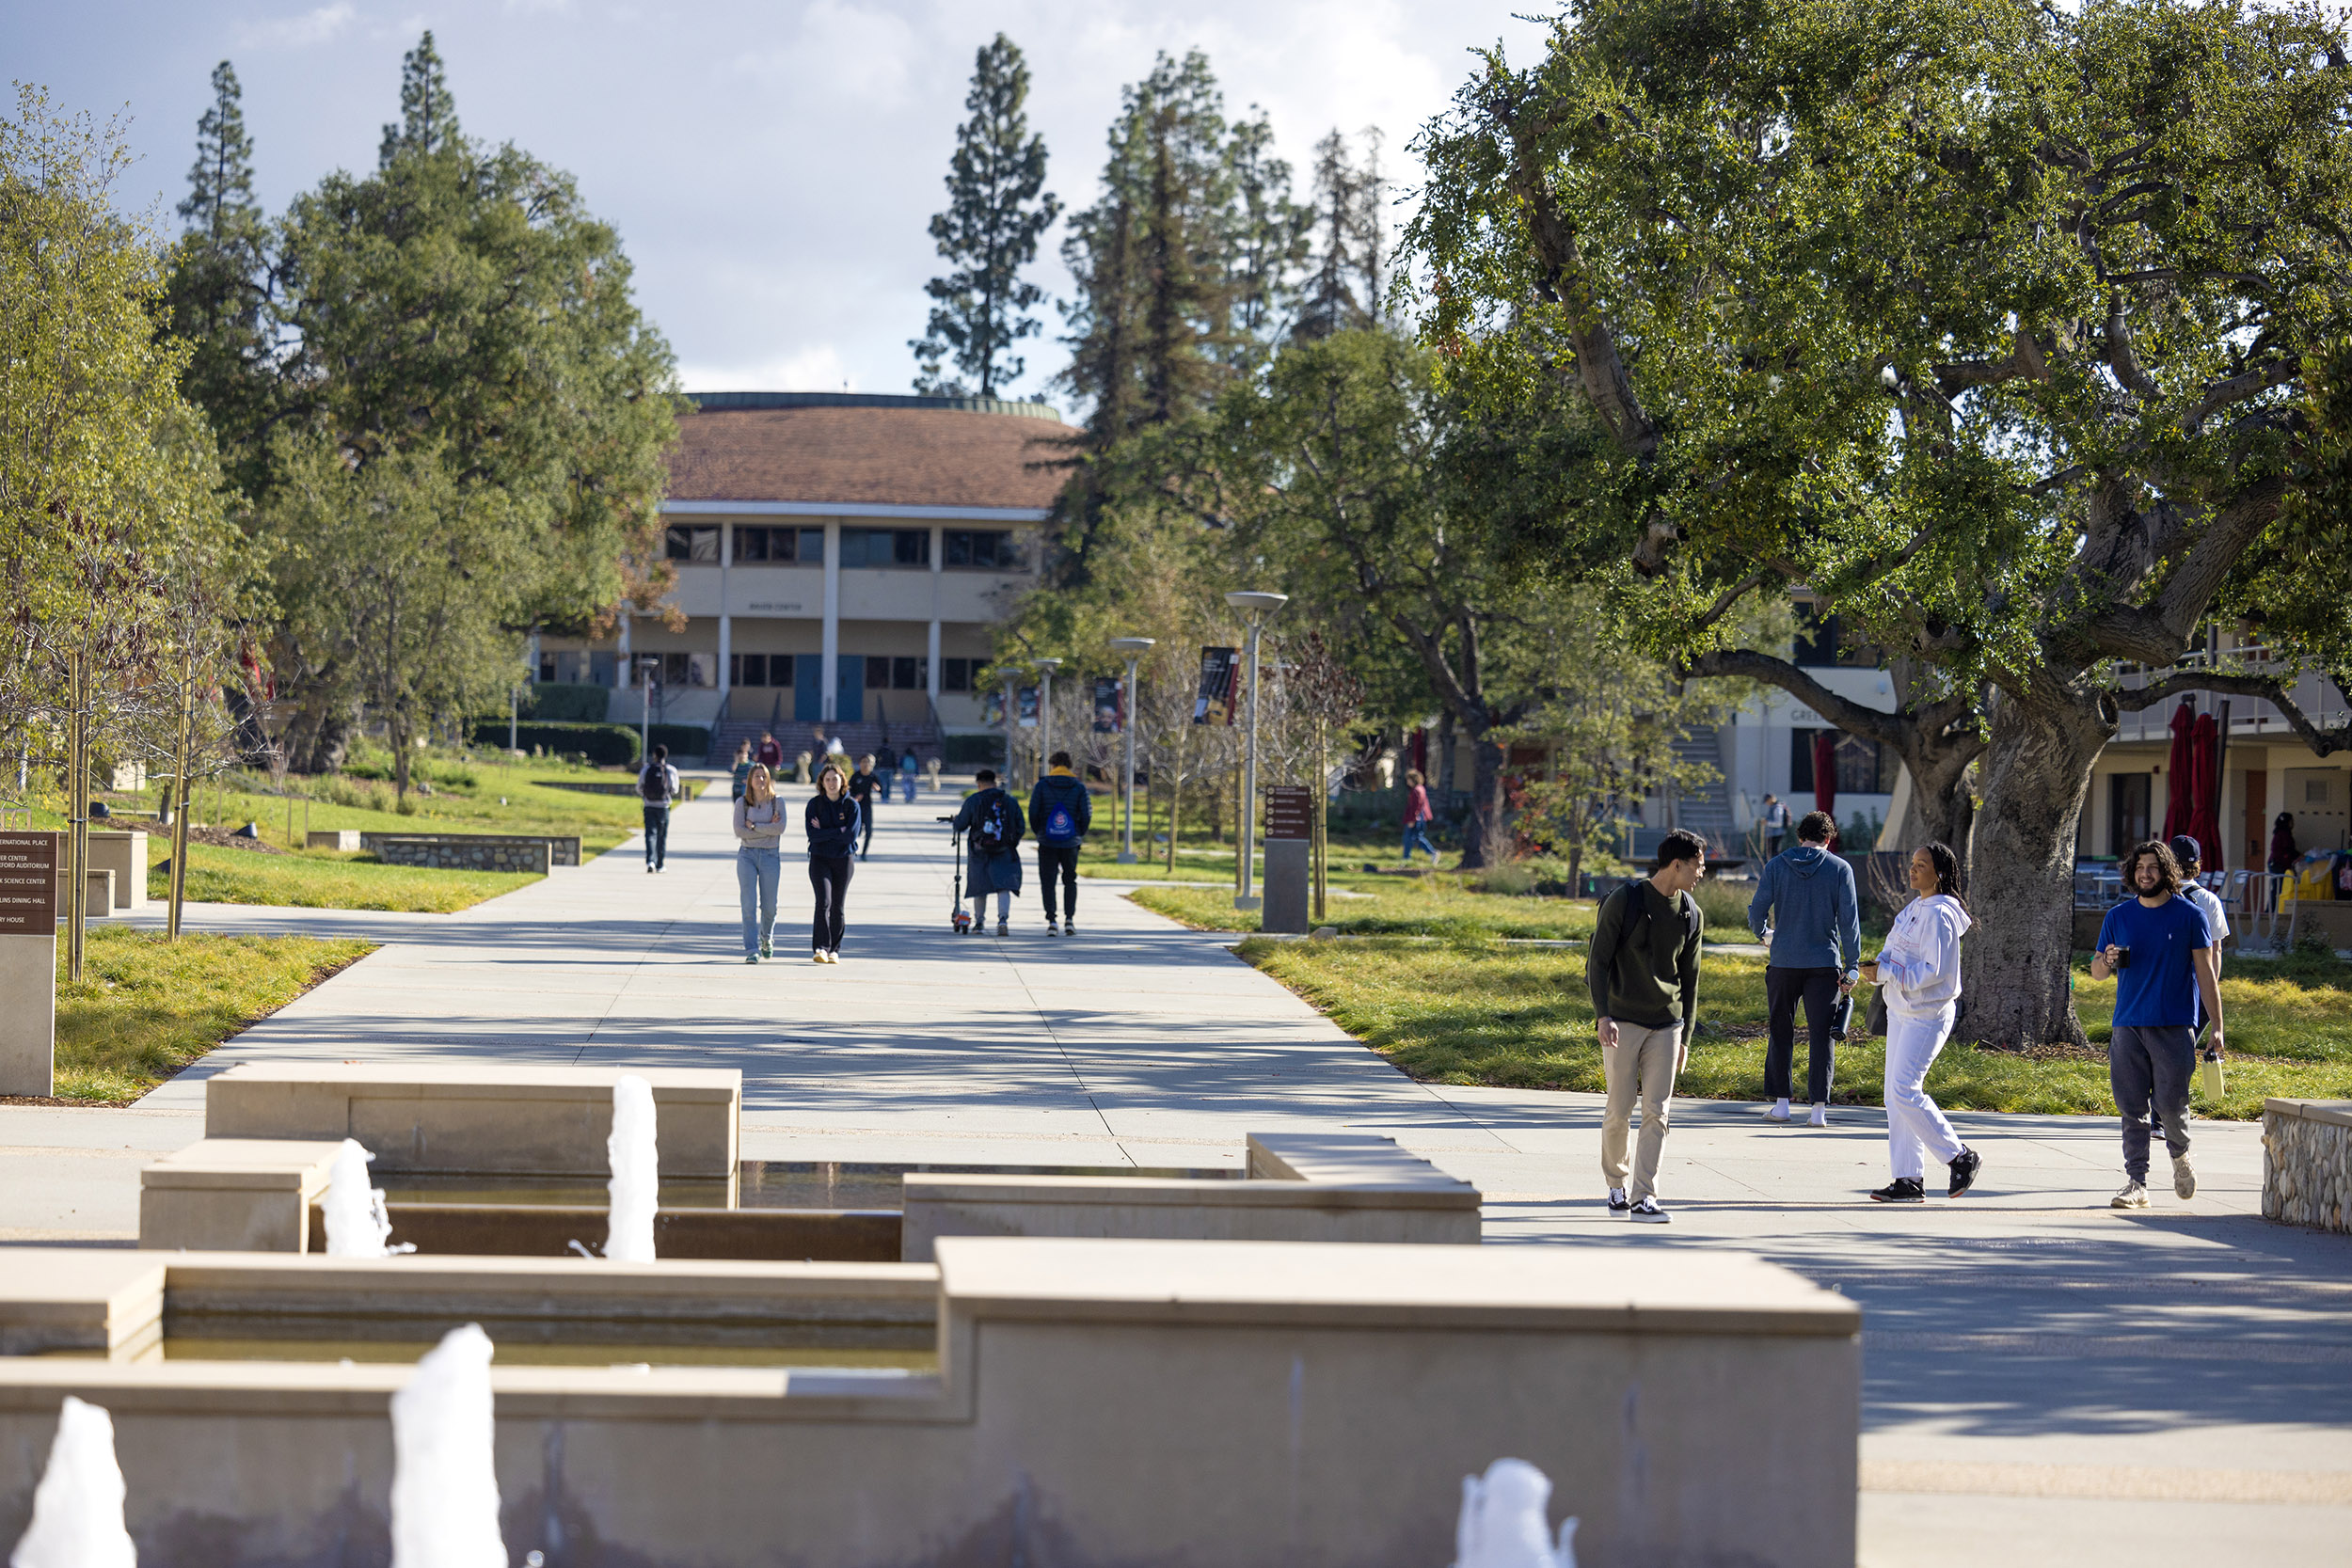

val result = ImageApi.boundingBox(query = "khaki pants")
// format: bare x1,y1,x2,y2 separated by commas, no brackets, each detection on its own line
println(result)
1601,1021,1685,1201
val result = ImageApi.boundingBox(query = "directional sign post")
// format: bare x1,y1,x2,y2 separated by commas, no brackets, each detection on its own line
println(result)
1261,785,1313,935
0,832,59,1096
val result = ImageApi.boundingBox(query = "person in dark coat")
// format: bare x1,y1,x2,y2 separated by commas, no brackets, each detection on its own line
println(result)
804,762,860,963
950,768,1025,935
1029,751,1093,935
847,754,883,860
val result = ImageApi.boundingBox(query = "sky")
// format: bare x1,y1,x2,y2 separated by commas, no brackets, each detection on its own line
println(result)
4,1,1558,408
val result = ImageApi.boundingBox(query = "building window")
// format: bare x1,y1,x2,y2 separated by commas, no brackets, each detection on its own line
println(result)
660,652,716,688
730,653,795,688
891,656,925,689
943,657,974,692
1791,728,1896,794
839,528,930,567
664,526,719,562
731,525,824,563
538,654,556,682
943,530,1025,570
2108,773,2152,859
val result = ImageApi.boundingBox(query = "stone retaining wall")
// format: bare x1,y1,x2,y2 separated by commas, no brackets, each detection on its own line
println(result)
2262,1099,2351,1232
357,832,580,870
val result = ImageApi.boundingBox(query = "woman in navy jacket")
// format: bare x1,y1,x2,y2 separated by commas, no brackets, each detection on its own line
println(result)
805,763,861,962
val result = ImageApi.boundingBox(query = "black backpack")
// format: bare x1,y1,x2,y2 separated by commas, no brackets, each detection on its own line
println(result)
975,790,1017,854
640,764,669,802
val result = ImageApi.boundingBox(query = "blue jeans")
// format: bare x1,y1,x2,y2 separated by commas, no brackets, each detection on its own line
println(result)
899,772,916,802
1402,821,1438,863
736,846,780,954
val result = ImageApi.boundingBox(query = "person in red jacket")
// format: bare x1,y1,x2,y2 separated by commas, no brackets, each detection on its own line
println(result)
1401,768,1440,865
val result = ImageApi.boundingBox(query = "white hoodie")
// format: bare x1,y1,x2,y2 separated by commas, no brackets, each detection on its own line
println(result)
1872,893,1972,1019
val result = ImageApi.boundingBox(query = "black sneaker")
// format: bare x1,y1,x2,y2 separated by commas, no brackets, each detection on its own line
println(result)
1869,1178,1927,1203
1607,1187,1630,1215
1628,1196,1670,1224
1947,1148,1981,1198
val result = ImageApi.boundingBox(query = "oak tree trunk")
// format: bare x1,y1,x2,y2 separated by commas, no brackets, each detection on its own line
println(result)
1898,736,1979,866
1459,731,1509,869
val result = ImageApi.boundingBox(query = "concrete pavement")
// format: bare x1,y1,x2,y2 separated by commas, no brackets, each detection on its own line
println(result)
7,780,2346,1564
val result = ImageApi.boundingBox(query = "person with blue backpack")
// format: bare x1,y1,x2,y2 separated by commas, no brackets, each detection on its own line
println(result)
949,768,1025,935
1030,751,1094,936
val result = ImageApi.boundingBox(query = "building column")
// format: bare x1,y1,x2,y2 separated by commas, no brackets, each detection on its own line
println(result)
928,526,944,705
526,626,541,684
821,521,841,721
717,522,733,719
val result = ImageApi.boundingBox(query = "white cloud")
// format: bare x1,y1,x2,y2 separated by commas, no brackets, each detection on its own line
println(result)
679,342,856,394
234,2,358,49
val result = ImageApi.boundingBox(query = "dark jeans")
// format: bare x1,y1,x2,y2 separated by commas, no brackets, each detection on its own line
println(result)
808,854,853,951
1038,846,1079,920
1764,966,1841,1103
858,801,875,857
2111,1023,2195,1180
642,804,669,868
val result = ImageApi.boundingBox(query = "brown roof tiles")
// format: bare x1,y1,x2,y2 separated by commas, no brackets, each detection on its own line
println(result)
666,402,1078,513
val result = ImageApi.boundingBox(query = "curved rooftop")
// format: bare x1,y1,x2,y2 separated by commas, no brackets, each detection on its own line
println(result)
666,391,1077,516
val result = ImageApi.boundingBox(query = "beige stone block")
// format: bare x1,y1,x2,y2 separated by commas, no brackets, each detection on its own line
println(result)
139,1139,347,1252
0,1249,164,1356
85,829,148,910
306,830,361,851
0,933,55,1097
54,865,113,919
204,1062,741,1179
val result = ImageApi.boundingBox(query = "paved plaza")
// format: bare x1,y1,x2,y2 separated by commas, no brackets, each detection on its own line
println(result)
6,781,2347,1564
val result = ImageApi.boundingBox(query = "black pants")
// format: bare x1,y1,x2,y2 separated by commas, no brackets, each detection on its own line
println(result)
2111,1024,2194,1180
1764,965,1840,1103
858,803,875,857
642,804,669,868
808,854,852,951
1038,846,1079,920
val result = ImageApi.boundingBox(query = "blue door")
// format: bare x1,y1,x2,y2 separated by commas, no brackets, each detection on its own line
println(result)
793,655,822,722
834,657,864,723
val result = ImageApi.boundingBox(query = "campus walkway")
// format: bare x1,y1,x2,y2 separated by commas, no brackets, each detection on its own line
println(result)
4,781,2347,1565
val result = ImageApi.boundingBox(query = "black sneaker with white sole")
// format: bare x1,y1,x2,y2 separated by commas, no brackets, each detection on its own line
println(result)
1607,1187,1630,1215
1628,1196,1670,1224
1869,1177,1927,1203
1947,1147,1981,1197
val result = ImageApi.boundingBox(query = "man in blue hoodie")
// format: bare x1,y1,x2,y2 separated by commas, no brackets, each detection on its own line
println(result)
1748,810,1862,1127
1029,752,1093,936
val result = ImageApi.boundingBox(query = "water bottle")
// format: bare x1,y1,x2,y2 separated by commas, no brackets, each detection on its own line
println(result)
2201,1048,2225,1102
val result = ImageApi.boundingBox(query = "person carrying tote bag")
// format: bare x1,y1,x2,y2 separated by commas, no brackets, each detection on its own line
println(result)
1861,842,1982,1203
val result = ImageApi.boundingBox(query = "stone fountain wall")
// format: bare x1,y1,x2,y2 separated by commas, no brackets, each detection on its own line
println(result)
2263,1099,2352,1233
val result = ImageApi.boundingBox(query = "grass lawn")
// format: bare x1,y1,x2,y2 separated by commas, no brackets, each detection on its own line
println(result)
54,926,376,1102
1232,935,2352,1120
152,844,540,913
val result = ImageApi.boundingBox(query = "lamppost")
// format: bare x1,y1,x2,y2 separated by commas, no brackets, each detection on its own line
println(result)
1034,657,1062,780
635,657,661,764
1224,591,1288,910
1109,637,1155,863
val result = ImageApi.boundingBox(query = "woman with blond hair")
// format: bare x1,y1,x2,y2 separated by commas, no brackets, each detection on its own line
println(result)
804,761,860,962
732,764,786,962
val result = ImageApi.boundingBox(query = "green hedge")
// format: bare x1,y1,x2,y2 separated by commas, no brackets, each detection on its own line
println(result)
646,723,710,758
525,683,612,723
472,721,641,768
944,733,1006,767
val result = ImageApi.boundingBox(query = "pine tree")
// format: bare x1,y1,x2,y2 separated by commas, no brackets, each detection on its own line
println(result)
1221,114,1309,362
164,60,276,501
379,31,459,164
911,35,1059,398
1295,129,1385,342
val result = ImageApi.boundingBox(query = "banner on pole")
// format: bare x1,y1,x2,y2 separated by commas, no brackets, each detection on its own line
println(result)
1017,686,1041,728
1193,647,1237,725
983,689,1006,727
1092,676,1123,734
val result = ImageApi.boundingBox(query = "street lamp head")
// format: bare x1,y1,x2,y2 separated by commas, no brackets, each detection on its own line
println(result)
1034,657,1064,672
1109,637,1156,655
1225,590,1289,621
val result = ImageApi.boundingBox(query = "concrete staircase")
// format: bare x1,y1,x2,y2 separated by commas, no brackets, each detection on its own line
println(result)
707,703,944,769
1670,728,1737,847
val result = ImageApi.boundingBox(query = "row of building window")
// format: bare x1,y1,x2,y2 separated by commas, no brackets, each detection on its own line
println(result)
662,526,1026,570
535,651,984,692
1789,728,1899,795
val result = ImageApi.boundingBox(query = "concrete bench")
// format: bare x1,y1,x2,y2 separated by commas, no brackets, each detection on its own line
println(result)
138,1139,345,1253
306,830,361,851
898,1131,1481,1259
203,1063,741,1181
2263,1098,2351,1232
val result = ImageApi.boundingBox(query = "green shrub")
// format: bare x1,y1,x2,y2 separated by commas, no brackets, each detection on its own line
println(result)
469,721,641,767
1471,863,1538,896
945,733,1003,766
523,683,612,723
647,723,710,758
1692,878,1754,933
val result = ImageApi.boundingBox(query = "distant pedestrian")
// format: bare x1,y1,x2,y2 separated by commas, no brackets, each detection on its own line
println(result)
1401,768,1440,865
733,765,786,962
638,744,681,873
2267,812,2297,876
950,767,1025,935
848,754,883,860
1748,810,1861,1126
804,762,860,963
2170,834,2231,999
2092,840,2225,1208
1587,830,1708,1225
755,731,784,771
1030,750,1093,935
730,740,755,802
1861,843,1980,1202
898,747,918,803
1758,793,1791,859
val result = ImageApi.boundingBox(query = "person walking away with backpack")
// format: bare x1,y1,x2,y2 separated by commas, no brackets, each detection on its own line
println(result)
1758,793,1791,860
1401,768,1440,865
848,755,883,860
639,744,681,873
1861,843,1981,1202
804,763,860,963
950,768,1025,935
1748,810,1862,1126
733,765,786,962
1030,751,1093,935
2092,840,2226,1208
898,747,919,803
729,741,755,802
1587,830,1708,1224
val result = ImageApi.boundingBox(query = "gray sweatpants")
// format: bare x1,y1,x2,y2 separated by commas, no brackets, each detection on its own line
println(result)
2110,1023,2194,1181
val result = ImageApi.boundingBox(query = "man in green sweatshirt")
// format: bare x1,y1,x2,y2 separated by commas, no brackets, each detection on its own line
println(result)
1587,829,1708,1223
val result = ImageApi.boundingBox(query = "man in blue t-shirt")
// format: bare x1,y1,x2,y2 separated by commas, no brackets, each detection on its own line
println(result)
2090,839,2227,1210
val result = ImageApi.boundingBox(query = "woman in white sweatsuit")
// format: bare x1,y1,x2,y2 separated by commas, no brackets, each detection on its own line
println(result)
1862,842,1982,1202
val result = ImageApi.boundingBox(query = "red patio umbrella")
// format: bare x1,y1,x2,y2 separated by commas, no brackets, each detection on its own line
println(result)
1812,731,1838,830
2159,702,2197,844
2188,710,2223,877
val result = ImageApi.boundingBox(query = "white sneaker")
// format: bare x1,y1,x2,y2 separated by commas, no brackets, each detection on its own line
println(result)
2172,1155,2197,1199
811,951,828,965
1607,1187,1630,1215
1808,1103,1829,1128
1046,918,1059,935
2112,1180,2150,1209
1764,1101,1791,1123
